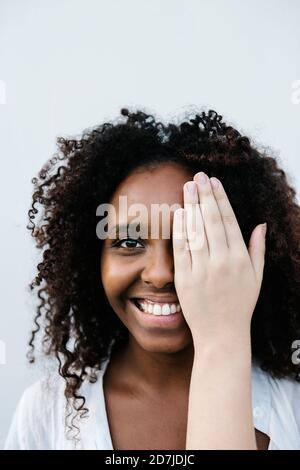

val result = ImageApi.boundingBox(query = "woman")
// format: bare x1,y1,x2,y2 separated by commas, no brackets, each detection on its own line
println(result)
4,108,300,450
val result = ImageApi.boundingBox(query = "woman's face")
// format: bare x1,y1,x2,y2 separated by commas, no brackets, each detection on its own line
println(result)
100,163,195,354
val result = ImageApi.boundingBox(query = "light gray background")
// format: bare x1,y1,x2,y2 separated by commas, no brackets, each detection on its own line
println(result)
0,0,299,449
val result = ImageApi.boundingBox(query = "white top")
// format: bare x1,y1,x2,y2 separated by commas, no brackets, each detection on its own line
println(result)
4,354,300,450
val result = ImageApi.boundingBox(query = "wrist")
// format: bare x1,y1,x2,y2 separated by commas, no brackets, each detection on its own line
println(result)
192,328,252,365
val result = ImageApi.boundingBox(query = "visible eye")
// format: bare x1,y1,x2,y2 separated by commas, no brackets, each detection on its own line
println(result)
112,238,144,249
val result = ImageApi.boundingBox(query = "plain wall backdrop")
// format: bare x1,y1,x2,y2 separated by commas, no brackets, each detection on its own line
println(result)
0,0,299,449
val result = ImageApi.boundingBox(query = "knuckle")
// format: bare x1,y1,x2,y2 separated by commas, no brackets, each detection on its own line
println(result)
222,213,236,225
212,254,248,276
208,211,221,225
212,257,229,274
193,264,207,280
232,252,249,269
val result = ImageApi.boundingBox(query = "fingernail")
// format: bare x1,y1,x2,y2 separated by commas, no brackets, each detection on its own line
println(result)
261,223,267,237
186,182,197,194
195,172,207,184
210,177,219,188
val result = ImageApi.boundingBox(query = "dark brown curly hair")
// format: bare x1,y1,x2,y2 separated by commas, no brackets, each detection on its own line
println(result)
26,107,300,444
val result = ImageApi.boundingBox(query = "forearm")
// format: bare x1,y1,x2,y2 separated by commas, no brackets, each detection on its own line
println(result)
186,331,257,450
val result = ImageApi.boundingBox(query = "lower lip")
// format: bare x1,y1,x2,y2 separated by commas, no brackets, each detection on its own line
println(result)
129,300,186,328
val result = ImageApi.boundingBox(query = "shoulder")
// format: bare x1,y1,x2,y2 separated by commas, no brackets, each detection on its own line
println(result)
251,360,300,449
4,372,66,450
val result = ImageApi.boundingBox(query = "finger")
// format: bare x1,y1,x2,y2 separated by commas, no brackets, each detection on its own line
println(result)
248,223,267,284
209,177,249,255
172,208,191,271
194,172,228,258
183,181,209,265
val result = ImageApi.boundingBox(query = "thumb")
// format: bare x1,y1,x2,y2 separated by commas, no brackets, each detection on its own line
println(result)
248,223,267,283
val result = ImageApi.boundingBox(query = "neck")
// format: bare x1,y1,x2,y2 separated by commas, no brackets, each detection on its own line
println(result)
111,335,194,395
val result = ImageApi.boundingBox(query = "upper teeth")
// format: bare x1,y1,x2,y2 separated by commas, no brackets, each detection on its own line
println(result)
137,299,181,316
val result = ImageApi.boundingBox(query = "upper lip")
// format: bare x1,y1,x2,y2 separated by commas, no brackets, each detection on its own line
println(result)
131,296,180,304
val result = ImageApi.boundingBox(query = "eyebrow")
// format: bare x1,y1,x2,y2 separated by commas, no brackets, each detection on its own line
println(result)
108,222,146,236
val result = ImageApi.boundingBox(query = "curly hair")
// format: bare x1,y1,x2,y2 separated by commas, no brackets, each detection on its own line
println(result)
26,107,300,444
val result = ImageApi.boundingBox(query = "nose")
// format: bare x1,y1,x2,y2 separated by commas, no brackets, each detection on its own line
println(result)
141,242,174,289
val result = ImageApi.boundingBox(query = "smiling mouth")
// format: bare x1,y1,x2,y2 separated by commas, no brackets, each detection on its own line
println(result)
131,298,182,316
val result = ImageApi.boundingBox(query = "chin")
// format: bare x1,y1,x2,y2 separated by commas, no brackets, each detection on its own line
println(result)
136,333,193,355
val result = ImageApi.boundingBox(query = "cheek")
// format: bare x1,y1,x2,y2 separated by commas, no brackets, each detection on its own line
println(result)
101,253,140,301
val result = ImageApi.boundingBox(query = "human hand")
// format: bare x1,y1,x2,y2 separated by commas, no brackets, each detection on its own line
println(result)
172,172,267,347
